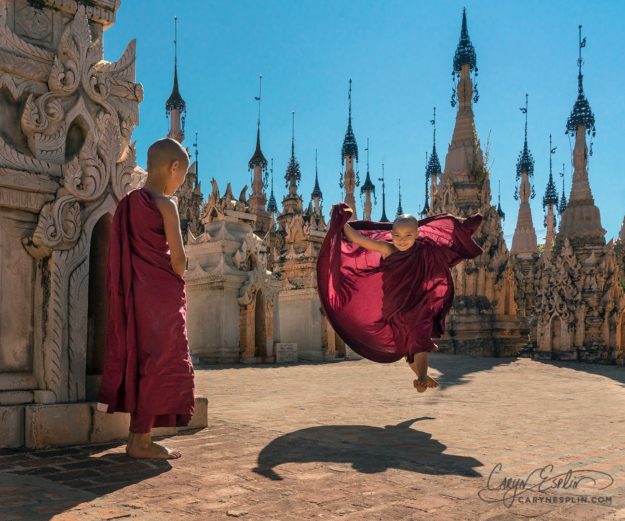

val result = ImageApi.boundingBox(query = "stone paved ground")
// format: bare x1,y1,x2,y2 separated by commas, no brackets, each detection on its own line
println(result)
2,354,625,521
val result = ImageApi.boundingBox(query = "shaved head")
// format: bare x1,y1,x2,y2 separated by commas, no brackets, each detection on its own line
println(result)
147,137,189,171
393,214,419,231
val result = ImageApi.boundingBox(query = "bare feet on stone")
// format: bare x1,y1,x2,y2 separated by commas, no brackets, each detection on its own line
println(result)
126,432,181,460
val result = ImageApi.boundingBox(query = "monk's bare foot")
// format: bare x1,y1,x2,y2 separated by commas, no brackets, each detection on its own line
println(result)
413,375,438,392
126,433,181,460
413,378,428,393
425,375,439,388
127,441,181,460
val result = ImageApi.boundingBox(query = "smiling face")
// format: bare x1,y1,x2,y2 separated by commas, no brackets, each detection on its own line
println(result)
392,216,419,251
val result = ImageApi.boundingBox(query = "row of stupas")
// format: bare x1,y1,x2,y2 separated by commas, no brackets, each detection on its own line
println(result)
163,9,625,363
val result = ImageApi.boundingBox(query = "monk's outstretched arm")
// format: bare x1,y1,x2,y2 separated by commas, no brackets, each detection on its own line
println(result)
155,197,187,277
343,223,392,257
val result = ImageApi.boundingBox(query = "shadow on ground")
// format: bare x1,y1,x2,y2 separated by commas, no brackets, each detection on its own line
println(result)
530,358,625,387
427,353,519,390
253,416,483,481
0,435,186,521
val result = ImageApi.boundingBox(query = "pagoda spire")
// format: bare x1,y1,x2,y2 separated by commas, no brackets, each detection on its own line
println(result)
556,25,605,253
558,162,568,215
378,163,389,222
249,75,268,170
341,79,359,163
496,179,505,221
426,107,442,179
542,135,560,253
421,152,430,218
192,131,199,190
511,94,538,256
166,17,186,143
442,8,485,211
451,7,478,108
515,94,535,182
340,79,359,219
311,148,323,213
426,107,441,209
282,112,303,214
248,75,269,230
266,158,278,214
396,179,403,217
360,138,376,220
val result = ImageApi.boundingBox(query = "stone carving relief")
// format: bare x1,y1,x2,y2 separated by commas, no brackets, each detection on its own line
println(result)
201,178,252,226
0,6,143,258
0,3,142,403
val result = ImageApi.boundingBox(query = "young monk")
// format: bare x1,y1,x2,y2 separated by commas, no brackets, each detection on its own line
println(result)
98,137,195,459
316,202,483,393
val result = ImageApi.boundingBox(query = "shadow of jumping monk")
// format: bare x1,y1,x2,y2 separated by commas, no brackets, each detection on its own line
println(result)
252,417,482,481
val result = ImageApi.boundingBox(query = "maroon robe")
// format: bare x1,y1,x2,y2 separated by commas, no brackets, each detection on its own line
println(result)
98,187,195,427
317,202,483,363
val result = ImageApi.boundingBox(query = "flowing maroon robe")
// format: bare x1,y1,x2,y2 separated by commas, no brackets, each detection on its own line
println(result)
98,187,195,427
317,203,483,363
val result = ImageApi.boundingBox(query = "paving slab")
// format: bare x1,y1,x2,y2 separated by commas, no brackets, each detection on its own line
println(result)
0,354,624,520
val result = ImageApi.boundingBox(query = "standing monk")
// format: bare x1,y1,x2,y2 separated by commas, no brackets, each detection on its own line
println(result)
98,137,195,459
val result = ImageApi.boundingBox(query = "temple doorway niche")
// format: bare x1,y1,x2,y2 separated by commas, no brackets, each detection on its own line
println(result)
503,281,514,315
325,319,346,358
65,117,87,162
254,290,267,357
550,316,562,352
86,213,112,401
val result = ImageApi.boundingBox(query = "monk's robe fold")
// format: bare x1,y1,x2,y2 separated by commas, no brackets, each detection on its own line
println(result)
317,202,484,364
99,187,195,426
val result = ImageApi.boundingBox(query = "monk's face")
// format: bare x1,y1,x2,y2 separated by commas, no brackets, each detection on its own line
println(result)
164,158,189,196
391,222,419,251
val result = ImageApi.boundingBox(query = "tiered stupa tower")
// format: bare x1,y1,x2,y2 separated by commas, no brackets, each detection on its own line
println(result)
248,75,271,234
431,8,525,356
360,139,376,220
511,94,538,257
340,79,359,219
533,26,625,362
273,113,330,360
422,108,442,218
553,26,606,256
306,149,327,231
542,135,560,254
509,95,539,349
165,19,203,242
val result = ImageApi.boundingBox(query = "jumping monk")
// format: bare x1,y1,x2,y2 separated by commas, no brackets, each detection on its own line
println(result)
98,137,195,459
316,203,483,393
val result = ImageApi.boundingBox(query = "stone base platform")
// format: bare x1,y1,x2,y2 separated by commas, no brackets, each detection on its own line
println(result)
0,396,208,449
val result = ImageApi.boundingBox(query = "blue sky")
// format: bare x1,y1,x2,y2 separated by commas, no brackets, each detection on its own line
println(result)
103,0,625,242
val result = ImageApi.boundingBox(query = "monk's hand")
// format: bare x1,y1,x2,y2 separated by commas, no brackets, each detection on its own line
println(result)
331,203,352,220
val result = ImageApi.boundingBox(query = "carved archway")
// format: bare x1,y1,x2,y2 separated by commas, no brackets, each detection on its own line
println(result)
254,289,267,357
86,213,112,400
